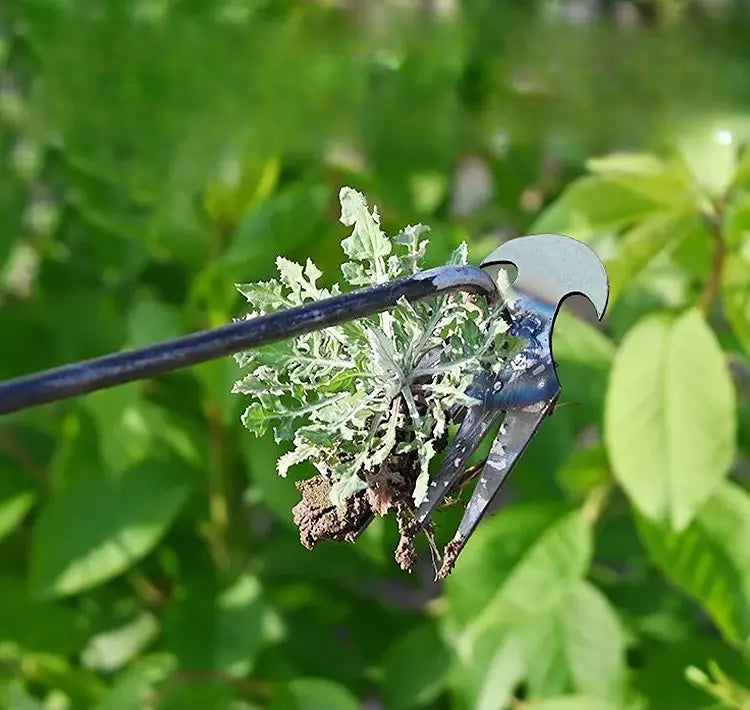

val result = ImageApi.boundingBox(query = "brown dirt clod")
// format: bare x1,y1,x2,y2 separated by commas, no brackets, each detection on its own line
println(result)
292,474,372,549
437,537,463,579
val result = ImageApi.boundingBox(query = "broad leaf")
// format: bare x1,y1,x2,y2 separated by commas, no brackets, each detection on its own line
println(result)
531,176,668,239
637,481,750,648
0,462,35,542
81,612,159,672
472,634,526,710
722,253,750,356
585,152,692,206
605,211,704,303
30,458,191,598
453,509,592,642
381,621,451,709
0,577,83,655
164,573,268,677
222,181,331,266
270,678,360,710
518,581,625,700
445,502,573,625
605,310,736,529
525,697,618,710
92,654,176,710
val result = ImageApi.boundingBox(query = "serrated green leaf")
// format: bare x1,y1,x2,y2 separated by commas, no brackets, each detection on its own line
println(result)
605,310,736,529
636,481,750,648
338,186,392,278
329,473,367,507
30,458,191,598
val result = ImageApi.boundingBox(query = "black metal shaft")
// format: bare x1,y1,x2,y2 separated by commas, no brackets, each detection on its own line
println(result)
0,265,497,415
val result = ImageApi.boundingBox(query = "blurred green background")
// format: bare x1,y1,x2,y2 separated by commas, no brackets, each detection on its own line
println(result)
1,1,749,709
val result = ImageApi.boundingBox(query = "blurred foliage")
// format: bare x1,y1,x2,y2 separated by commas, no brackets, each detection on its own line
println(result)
0,1,749,709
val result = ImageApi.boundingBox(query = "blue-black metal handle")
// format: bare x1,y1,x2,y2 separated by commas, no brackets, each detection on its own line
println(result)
0,265,497,416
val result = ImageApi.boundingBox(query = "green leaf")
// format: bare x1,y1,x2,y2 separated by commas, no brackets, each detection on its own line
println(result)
677,127,738,196
637,481,750,648
518,581,625,700
473,634,526,710
445,503,572,625
552,310,614,419
126,300,182,348
81,612,159,672
164,573,267,677
458,509,592,640
722,253,750,356
92,654,176,710
222,181,331,266
634,638,749,710
85,385,201,474
338,186,392,274
556,445,610,499
531,176,667,239
585,152,692,206
30,458,191,598
605,310,736,529
270,678,360,710
0,577,83,655
605,211,705,303
381,621,451,709
241,433,299,526
525,697,618,710
0,463,35,542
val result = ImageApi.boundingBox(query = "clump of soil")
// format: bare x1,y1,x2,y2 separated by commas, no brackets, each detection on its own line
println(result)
292,475,372,548
291,450,424,572
291,400,451,574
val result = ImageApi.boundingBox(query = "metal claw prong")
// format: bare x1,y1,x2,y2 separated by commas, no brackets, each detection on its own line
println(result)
414,406,502,526
435,401,554,578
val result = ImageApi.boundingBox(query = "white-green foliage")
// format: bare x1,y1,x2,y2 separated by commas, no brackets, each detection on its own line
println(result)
233,187,508,506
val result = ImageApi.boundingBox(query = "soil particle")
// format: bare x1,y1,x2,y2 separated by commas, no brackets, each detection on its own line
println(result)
292,475,372,549
394,505,419,571
291,400,438,574
437,537,463,579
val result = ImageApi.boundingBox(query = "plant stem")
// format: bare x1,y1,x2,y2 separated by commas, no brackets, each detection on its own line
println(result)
126,570,167,607
582,482,612,526
698,199,727,315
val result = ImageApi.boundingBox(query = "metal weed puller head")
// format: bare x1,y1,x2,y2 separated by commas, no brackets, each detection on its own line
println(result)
0,233,608,573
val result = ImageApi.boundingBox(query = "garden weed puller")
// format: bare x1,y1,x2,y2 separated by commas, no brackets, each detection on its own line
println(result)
0,232,608,576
